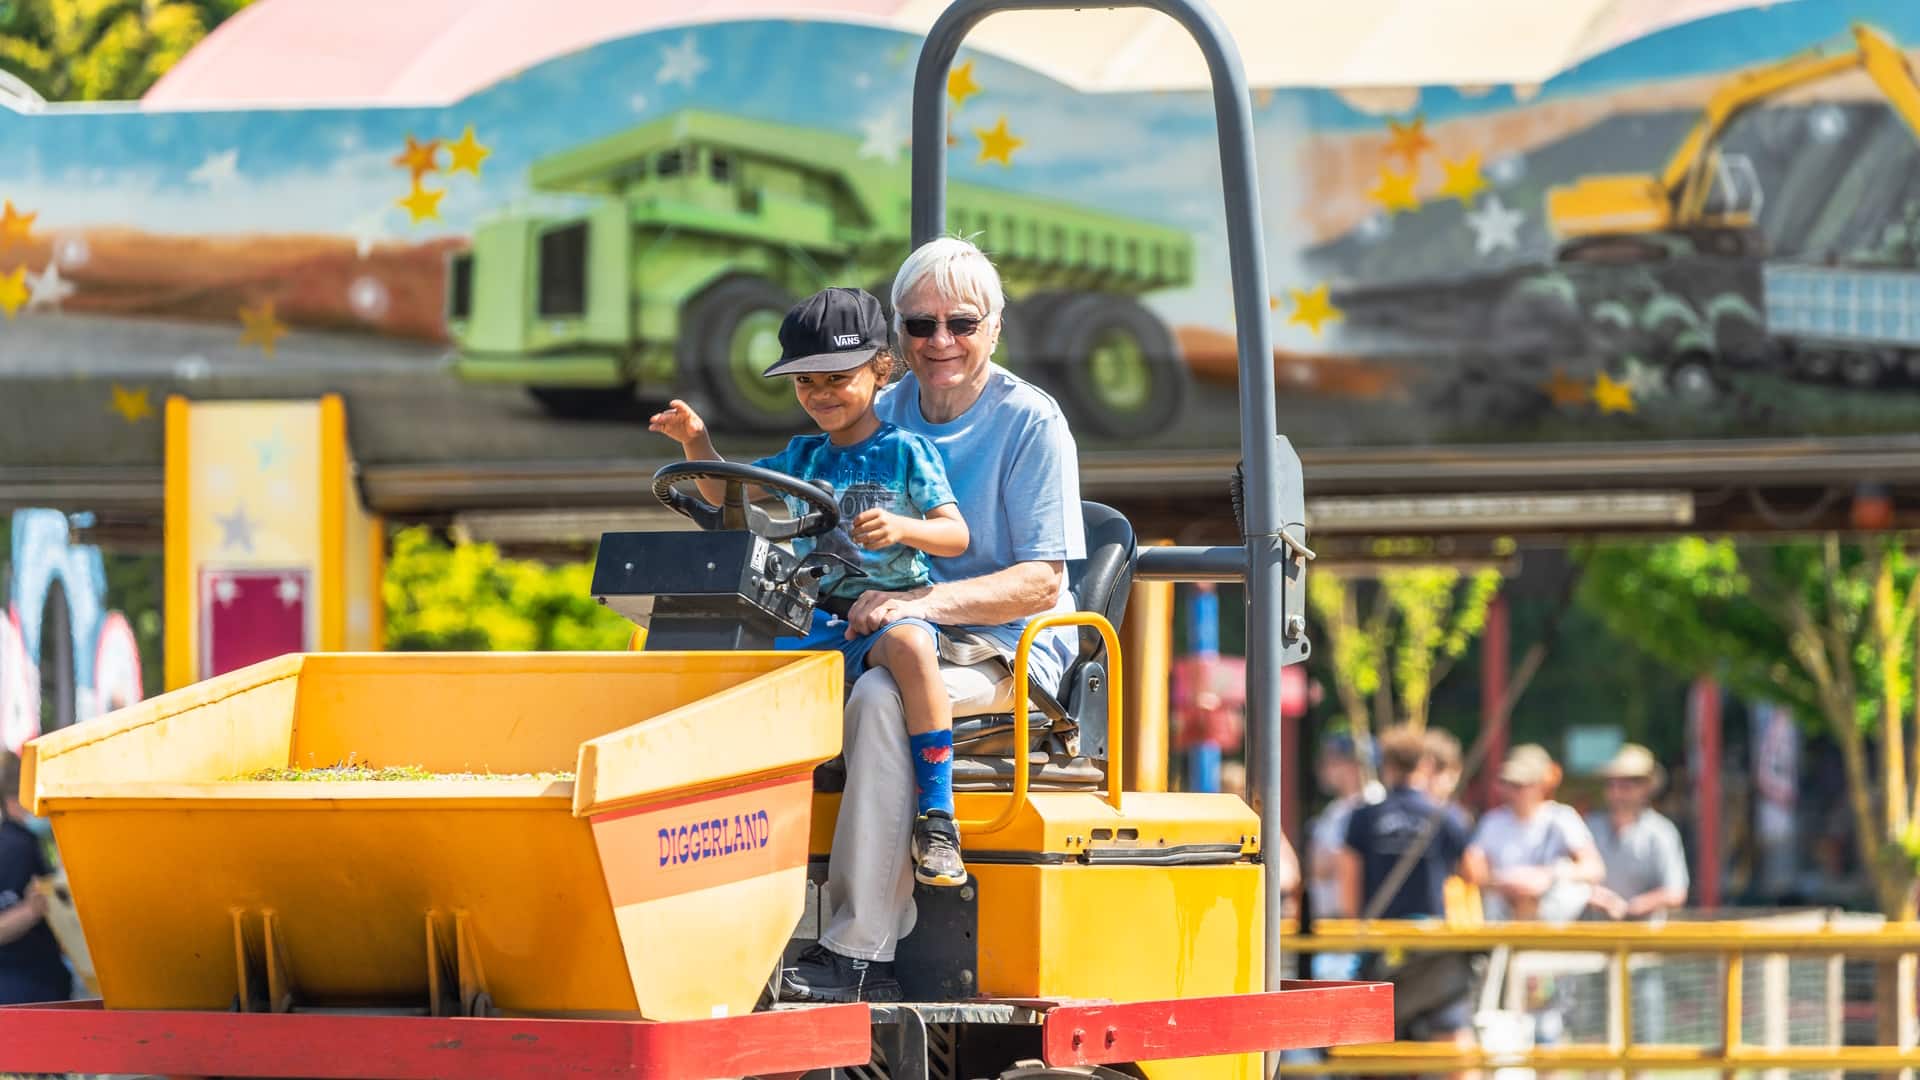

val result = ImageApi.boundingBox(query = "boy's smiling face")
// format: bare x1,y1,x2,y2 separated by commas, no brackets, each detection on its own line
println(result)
793,362,882,440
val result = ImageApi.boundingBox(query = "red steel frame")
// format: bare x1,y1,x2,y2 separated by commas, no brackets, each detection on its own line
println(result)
0,983,1391,1078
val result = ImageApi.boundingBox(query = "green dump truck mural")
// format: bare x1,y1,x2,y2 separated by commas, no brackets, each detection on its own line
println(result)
446,110,1195,438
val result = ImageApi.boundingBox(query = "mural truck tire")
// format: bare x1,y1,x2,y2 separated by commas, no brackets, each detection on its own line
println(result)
682,276,807,433
527,385,638,419
38,579,75,736
1030,293,1185,439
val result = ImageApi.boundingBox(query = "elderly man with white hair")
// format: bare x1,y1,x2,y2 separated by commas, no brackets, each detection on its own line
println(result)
780,236,1087,1004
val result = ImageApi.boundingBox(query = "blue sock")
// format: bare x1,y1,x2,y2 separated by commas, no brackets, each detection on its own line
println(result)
909,730,954,817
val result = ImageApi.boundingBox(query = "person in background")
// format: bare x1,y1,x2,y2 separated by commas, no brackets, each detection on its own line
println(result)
1421,728,1470,828
0,750,73,1005
1304,734,1368,980
1462,744,1605,923
1583,742,1688,1045
1337,726,1474,1046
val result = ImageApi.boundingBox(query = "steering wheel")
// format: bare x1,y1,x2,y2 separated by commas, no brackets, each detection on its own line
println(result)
651,460,841,541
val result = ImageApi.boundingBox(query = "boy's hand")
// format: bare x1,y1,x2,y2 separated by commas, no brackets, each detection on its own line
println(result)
851,508,910,550
648,400,708,445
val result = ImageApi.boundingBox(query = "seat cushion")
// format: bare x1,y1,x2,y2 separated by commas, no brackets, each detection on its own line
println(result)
953,753,1106,792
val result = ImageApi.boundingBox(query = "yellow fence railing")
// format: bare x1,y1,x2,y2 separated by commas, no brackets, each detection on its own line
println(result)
1277,916,1920,1074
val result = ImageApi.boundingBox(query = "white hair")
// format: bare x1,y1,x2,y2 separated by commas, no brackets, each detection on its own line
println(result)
890,236,1006,332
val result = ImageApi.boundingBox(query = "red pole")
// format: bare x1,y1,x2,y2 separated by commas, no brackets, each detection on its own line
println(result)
1690,676,1722,909
1477,593,1509,811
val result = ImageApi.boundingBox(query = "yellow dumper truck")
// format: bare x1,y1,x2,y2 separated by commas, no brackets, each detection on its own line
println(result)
0,3,1390,1077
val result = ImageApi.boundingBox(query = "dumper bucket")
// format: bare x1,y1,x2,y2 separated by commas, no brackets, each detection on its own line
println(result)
22,651,842,1022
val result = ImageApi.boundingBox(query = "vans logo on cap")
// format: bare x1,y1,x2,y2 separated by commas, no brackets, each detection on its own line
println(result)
832,333,863,348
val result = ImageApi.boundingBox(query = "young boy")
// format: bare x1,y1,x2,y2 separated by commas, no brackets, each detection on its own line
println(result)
1,750,72,1005
650,287,973,887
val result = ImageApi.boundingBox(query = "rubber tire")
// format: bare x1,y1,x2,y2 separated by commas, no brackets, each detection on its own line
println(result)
1028,293,1185,440
38,579,75,735
682,277,806,433
526,386,635,419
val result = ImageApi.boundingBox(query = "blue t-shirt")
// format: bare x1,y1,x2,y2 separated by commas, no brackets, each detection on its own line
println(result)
1342,785,1468,921
0,818,70,1006
873,364,1087,690
752,422,957,600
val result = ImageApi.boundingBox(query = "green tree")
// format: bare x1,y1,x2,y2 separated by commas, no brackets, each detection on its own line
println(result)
1308,566,1503,756
0,0,254,102
1579,535,1920,917
382,527,635,653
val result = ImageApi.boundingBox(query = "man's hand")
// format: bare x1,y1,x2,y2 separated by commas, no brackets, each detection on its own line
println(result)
850,508,910,550
1497,865,1555,899
845,586,932,636
1588,884,1628,919
648,399,709,446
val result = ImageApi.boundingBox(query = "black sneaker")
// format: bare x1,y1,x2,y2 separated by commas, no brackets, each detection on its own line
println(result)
912,810,968,887
779,943,902,1004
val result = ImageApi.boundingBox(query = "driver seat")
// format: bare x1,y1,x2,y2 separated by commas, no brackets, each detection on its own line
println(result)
947,501,1135,792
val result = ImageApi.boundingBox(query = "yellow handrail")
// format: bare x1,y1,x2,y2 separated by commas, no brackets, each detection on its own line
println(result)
1285,917,1920,954
955,611,1123,834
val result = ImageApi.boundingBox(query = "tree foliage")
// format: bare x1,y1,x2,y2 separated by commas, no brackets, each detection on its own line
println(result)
1578,534,1920,914
0,0,254,102
382,527,634,653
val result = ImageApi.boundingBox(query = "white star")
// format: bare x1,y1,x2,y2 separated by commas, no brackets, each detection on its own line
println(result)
213,575,239,606
628,92,649,114
189,148,241,188
277,576,303,606
1622,356,1667,401
216,504,256,553
656,34,709,89
349,209,390,260
174,355,211,381
854,73,872,90
1465,195,1525,256
206,464,237,497
858,109,905,163
25,262,74,311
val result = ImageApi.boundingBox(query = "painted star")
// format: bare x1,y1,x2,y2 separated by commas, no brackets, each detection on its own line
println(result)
975,116,1024,167
216,505,257,553
858,109,906,164
26,262,75,312
189,148,241,188
350,210,389,259
0,267,27,319
239,299,289,357
1465,195,1524,255
397,180,445,224
213,575,239,606
107,384,153,423
445,125,491,176
1542,371,1590,407
1438,153,1488,205
1593,371,1636,414
277,575,303,606
656,33,709,88
1622,355,1667,401
1287,284,1343,336
0,201,36,248
1386,115,1433,169
1368,167,1419,214
392,135,442,181
948,61,981,108
254,431,289,471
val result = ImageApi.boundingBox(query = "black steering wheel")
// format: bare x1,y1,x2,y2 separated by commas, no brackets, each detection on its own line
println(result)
652,460,841,541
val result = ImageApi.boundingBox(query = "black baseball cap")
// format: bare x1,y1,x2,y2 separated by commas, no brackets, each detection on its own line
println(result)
761,287,890,377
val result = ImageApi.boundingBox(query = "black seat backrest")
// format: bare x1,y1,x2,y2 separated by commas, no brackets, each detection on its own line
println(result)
1065,502,1137,664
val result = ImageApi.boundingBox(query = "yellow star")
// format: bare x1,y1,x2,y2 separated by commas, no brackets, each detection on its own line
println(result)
975,115,1024,167
238,299,288,357
445,125,491,176
392,135,442,181
1386,115,1433,169
0,266,26,319
0,201,35,249
1368,166,1419,214
1542,370,1590,407
1593,371,1636,414
397,180,445,223
948,60,981,108
1287,284,1343,336
107,384,152,423
1439,153,1488,205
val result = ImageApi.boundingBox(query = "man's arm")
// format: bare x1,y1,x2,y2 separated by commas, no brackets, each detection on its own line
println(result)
1335,846,1363,917
0,889,45,946
1626,820,1691,916
846,560,1064,634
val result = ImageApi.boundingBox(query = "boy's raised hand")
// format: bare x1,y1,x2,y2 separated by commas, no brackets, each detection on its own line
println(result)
649,399,707,446
851,508,909,549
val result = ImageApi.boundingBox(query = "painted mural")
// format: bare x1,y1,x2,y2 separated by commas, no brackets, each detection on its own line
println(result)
4,2,1920,478
0,510,145,752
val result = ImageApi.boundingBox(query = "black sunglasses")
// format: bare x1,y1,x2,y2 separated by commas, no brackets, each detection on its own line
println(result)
901,314,986,338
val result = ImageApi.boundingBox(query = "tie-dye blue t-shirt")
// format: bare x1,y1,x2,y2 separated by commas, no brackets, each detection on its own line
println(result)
752,423,958,600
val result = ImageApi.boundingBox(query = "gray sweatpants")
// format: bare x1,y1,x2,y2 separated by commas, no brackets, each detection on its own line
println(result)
817,659,1013,962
